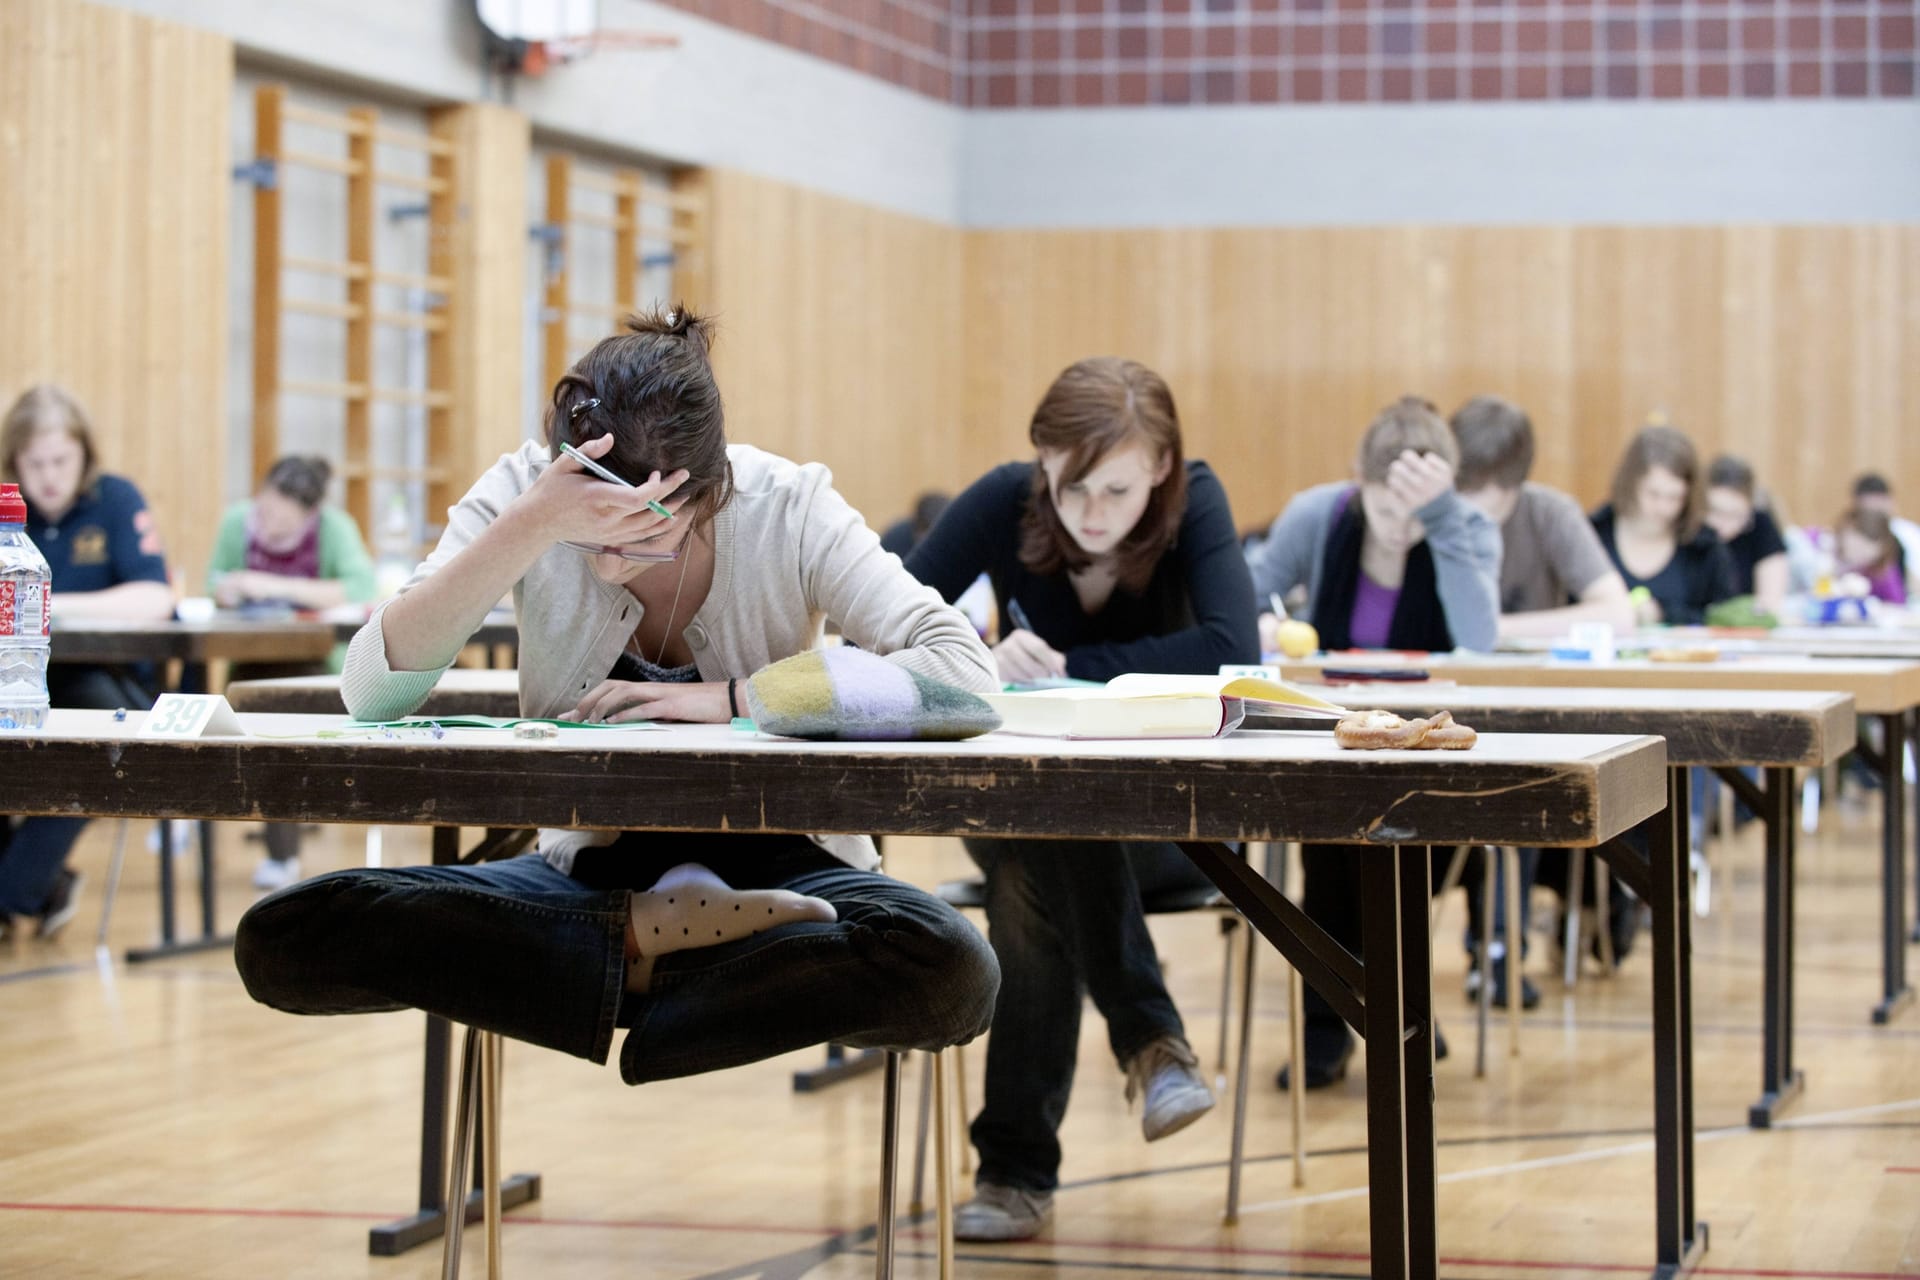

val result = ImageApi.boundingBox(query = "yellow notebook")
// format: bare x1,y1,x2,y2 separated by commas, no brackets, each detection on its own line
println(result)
984,673,1345,740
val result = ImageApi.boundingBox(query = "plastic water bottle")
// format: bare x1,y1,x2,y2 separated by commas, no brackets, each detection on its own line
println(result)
0,483,52,731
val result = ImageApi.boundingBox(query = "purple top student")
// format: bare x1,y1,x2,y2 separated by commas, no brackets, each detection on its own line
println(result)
1246,395,1501,655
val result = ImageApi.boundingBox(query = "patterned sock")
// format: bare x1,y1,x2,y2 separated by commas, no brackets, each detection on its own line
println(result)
624,863,836,993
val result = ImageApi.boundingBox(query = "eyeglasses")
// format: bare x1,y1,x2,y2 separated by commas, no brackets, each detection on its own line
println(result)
560,538,681,564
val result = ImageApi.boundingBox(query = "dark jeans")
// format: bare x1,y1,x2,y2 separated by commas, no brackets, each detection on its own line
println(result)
963,837,1206,1193
1297,843,1453,1052
235,832,998,1085
229,661,330,863
0,665,153,916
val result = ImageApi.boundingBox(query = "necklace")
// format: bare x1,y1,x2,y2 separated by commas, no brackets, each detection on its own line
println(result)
650,540,694,667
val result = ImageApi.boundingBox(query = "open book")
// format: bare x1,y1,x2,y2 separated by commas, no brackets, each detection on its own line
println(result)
983,673,1346,740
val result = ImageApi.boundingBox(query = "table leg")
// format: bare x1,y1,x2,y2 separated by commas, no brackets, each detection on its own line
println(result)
125,661,233,964
1911,708,1920,945
1398,847,1438,1271
369,826,541,1256
1649,770,1708,1278
125,819,234,963
1875,714,1913,1025
1360,848,1417,1280
1749,767,1804,1127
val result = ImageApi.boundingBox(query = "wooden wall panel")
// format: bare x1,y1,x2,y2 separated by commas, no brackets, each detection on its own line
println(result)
428,102,529,511
0,0,232,587
964,225,1918,537
699,170,968,530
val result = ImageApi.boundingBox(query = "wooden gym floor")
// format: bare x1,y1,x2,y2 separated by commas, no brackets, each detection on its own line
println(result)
0,799,1916,1278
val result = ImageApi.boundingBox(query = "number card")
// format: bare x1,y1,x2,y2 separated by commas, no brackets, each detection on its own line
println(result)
140,693,246,739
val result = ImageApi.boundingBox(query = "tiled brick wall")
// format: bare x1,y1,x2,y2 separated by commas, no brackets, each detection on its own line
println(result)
657,0,1916,106
650,1,965,101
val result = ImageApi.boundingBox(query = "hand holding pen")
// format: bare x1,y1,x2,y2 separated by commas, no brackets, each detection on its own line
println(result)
994,596,1068,682
535,433,689,559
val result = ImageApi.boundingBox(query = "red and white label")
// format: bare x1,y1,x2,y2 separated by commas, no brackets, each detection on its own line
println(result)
0,581,49,640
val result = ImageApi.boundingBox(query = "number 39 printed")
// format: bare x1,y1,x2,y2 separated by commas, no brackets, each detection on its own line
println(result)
143,694,216,738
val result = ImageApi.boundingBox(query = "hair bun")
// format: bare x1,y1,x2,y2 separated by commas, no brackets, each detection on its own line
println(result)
306,455,333,489
625,302,713,354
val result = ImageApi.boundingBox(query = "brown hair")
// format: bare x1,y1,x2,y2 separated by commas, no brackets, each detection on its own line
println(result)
1837,506,1900,576
1706,454,1756,500
1,384,99,490
1449,395,1534,491
1609,423,1703,539
1357,396,1456,484
263,455,332,511
544,303,734,524
1018,357,1186,594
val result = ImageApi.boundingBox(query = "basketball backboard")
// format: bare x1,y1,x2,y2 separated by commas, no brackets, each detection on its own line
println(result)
475,0,598,43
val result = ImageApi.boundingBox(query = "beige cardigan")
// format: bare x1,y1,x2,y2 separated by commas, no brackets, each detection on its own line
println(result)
342,441,997,872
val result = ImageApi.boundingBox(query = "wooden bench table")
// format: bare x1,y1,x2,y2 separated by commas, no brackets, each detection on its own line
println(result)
1315,684,1851,1127
0,709,1681,1280
49,616,338,962
1282,654,1920,1026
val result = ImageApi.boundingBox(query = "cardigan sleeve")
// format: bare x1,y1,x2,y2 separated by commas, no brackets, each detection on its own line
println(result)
1416,489,1502,652
797,466,998,694
204,505,250,591
1246,484,1336,611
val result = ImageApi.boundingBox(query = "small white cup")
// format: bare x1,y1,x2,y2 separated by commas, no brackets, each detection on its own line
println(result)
1568,621,1616,663
176,596,216,624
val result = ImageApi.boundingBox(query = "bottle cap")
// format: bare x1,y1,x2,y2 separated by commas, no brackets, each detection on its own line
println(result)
0,484,24,524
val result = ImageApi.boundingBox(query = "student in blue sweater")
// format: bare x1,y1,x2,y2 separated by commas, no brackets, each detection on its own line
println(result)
907,356,1260,1241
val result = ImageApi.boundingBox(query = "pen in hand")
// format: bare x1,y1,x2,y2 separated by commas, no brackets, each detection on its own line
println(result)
1006,598,1035,634
559,442,676,520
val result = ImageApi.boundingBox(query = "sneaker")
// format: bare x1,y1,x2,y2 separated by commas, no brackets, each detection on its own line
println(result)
1275,1022,1355,1090
953,1181,1054,1242
252,856,302,891
1123,1034,1215,1142
145,819,195,856
36,869,84,939
1464,960,1542,1010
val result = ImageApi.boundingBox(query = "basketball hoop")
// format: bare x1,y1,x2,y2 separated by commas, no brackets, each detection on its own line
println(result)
520,29,680,77
473,0,678,78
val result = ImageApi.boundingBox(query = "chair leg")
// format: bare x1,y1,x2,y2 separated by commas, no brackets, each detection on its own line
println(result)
1476,850,1493,1079
875,1050,903,1280
442,1027,482,1280
931,1050,955,1280
951,1044,970,1177
908,1050,933,1217
481,1032,503,1280
1504,846,1523,1058
1564,849,1587,988
1595,866,1616,972
1433,844,1470,926
1288,966,1306,1188
94,819,132,947
1224,911,1259,1221
1216,916,1237,1077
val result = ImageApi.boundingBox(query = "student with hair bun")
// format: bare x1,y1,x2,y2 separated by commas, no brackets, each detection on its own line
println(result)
208,454,378,888
234,306,1000,1095
209,455,375,614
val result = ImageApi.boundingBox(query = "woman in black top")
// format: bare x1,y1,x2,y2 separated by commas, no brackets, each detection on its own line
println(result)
1703,453,1789,615
1590,424,1738,627
907,356,1259,1242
